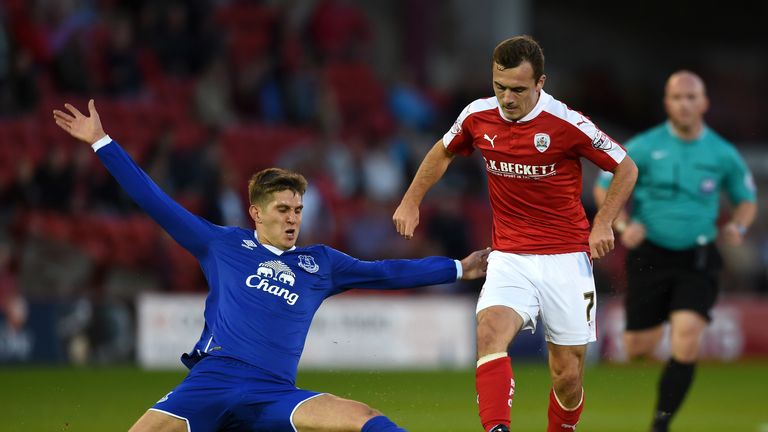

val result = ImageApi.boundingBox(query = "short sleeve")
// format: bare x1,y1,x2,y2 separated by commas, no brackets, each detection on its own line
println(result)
594,136,643,190
571,120,626,172
442,104,476,156
722,146,757,204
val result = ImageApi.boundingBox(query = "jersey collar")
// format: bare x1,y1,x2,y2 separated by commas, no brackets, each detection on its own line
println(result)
497,89,552,123
665,121,709,142
253,230,296,256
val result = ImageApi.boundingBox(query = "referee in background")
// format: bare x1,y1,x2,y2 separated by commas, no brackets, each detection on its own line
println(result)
594,70,757,432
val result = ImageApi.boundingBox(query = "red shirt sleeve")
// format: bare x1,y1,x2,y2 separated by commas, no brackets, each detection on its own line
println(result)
570,119,626,172
442,104,476,156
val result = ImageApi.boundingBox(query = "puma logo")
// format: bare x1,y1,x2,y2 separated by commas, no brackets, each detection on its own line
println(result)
576,118,588,127
483,134,497,148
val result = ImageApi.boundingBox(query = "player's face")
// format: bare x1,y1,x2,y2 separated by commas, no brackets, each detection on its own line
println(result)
250,189,303,250
492,61,545,121
664,74,708,132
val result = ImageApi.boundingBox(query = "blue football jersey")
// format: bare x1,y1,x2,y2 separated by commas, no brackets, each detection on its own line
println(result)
94,138,459,383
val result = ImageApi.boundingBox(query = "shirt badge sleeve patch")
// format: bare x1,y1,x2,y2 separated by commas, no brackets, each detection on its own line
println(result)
591,131,614,151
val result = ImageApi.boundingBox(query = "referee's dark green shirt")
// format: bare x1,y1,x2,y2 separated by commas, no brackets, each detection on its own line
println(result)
597,122,756,250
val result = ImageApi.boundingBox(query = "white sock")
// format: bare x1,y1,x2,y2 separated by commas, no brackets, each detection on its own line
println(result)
477,352,508,367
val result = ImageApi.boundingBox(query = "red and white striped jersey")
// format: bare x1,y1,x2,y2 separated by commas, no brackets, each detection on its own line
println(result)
443,90,625,254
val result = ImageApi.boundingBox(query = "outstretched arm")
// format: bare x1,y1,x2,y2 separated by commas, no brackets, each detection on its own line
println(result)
53,100,106,145
590,156,638,258
393,140,455,239
328,247,490,293
459,247,491,280
53,100,221,256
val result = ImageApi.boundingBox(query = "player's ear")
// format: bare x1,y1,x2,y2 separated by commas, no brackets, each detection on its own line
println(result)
537,74,546,90
248,205,262,224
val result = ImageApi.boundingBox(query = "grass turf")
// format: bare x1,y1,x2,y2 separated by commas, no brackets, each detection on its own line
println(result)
1,361,766,431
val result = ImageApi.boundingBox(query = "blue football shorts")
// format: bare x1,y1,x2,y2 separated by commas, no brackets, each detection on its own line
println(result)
150,355,323,431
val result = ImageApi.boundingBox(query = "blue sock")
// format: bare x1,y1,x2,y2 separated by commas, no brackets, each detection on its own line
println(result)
361,415,407,432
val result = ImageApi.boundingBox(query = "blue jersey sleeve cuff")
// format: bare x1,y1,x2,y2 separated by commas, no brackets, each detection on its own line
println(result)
91,134,112,152
454,260,463,280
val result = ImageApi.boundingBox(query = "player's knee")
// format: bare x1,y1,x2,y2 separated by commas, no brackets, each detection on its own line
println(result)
671,326,702,345
623,334,656,359
549,361,582,394
670,330,703,362
550,363,582,391
128,410,187,432
625,343,651,360
367,406,383,419
476,325,511,355
355,402,383,422
476,313,516,353
476,323,498,352
671,339,700,363
355,402,382,419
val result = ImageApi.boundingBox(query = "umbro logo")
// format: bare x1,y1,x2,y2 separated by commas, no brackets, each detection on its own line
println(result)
483,134,497,148
241,239,258,250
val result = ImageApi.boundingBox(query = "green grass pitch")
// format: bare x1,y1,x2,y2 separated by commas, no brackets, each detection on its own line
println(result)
1,362,766,431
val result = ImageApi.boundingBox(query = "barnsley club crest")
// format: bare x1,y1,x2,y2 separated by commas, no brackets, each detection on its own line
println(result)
534,133,550,152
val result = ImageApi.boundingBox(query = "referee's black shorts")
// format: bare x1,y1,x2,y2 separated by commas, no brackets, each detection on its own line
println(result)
624,240,722,331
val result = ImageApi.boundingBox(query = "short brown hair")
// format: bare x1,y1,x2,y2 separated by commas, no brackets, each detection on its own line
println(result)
248,168,308,206
492,35,545,82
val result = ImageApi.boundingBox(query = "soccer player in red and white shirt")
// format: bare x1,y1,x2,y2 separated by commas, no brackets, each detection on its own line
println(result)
393,35,637,432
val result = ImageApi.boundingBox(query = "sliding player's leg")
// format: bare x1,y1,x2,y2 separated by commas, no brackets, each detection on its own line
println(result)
292,394,406,432
129,410,189,432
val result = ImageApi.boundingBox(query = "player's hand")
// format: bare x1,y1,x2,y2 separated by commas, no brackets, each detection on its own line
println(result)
392,201,420,239
620,222,646,249
53,99,106,145
460,247,491,280
589,221,614,259
721,222,744,246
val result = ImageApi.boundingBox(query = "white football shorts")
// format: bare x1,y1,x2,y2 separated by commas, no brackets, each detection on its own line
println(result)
476,250,597,345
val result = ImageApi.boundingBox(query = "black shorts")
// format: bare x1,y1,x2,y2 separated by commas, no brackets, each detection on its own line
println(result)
624,240,722,331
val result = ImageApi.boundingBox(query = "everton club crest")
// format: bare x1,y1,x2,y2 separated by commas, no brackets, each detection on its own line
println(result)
534,133,550,152
297,255,319,273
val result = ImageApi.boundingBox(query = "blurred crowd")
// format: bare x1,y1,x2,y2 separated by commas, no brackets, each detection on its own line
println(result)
0,0,766,363
0,0,491,360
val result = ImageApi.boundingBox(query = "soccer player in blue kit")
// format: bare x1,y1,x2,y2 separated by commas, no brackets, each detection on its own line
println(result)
53,100,491,432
